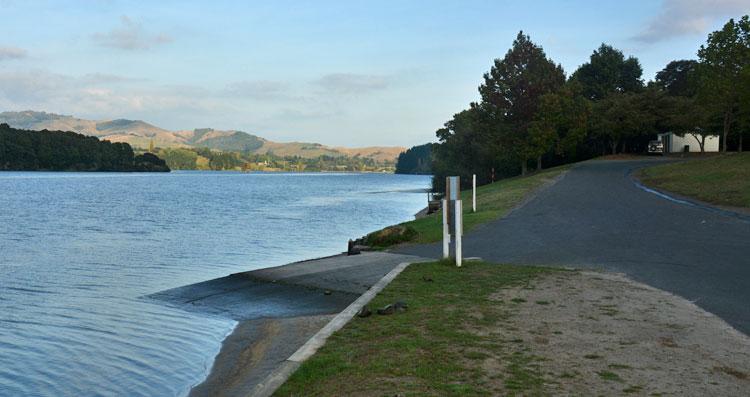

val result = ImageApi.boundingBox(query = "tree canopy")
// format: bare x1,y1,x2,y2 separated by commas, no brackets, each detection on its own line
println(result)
0,124,170,172
428,16,750,192
571,44,643,100
395,143,433,174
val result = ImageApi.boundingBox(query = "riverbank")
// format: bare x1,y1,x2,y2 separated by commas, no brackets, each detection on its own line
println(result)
276,261,750,396
359,164,571,249
166,252,429,396
186,164,575,394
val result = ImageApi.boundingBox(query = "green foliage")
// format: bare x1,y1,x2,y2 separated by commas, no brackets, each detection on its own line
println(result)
395,143,433,174
696,15,750,151
153,146,395,172
478,31,566,173
655,60,699,97
158,148,199,170
432,15,750,192
364,225,418,248
571,44,644,100
0,123,169,172
529,82,592,159
590,89,660,154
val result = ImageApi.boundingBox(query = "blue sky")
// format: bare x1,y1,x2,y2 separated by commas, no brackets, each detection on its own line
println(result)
0,0,747,147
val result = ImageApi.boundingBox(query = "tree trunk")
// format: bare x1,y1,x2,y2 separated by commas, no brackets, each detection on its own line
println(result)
692,134,705,153
722,111,731,152
611,141,618,155
740,133,744,152
521,160,527,176
536,156,542,171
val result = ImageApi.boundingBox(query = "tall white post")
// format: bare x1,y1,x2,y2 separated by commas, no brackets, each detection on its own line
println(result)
442,199,450,259
472,174,476,212
455,200,462,267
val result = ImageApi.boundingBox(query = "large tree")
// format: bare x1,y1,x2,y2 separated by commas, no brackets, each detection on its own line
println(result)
655,60,699,97
590,91,658,154
663,95,713,152
478,31,565,174
696,15,750,152
528,82,592,167
571,44,643,101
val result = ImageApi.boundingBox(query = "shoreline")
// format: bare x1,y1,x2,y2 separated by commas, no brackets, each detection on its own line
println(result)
189,315,335,397
171,251,429,396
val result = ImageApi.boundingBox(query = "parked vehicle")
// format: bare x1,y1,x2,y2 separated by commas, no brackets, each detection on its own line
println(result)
648,140,664,154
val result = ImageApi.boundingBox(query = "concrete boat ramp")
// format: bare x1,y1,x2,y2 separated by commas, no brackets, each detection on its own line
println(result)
148,251,429,397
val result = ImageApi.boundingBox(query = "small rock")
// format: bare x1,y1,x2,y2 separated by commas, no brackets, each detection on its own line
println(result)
394,301,408,312
357,306,372,318
422,275,433,282
377,304,395,315
323,290,332,296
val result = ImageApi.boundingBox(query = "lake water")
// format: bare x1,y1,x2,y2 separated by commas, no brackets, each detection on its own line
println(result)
0,171,431,396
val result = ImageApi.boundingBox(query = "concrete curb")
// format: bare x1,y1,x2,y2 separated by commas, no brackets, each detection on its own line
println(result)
250,261,413,397
628,169,750,222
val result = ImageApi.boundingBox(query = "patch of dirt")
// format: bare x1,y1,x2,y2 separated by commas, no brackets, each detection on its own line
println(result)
468,271,750,396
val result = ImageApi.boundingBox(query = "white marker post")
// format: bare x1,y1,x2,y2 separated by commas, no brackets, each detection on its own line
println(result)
472,174,476,212
455,200,462,267
442,199,450,259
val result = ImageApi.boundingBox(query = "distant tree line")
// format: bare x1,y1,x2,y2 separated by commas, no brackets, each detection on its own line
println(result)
395,143,433,174
152,146,395,172
431,15,750,191
0,124,170,172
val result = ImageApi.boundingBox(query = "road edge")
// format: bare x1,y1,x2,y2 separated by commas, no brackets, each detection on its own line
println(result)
250,261,414,397
628,167,750,222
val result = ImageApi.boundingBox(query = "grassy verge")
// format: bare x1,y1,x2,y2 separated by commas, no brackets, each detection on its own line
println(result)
274,260,556,396
638,153,750,208
365,165,570,248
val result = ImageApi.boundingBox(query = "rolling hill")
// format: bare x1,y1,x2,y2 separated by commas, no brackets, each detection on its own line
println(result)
0,111,405,163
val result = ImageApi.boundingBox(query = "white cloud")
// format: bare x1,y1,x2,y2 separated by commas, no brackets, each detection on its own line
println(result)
633,0,749,43
314,73,389,94
92,16,172,50
0,69,209,119
0,46,27,61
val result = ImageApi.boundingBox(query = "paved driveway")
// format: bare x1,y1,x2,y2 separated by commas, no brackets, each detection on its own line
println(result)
396,160,750,334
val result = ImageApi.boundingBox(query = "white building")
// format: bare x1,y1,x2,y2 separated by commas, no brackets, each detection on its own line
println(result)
657,132,720,153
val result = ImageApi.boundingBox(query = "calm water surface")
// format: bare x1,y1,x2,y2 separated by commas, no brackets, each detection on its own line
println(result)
0,171,430,396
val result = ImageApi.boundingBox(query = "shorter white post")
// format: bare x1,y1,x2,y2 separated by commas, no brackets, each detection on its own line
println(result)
455,200,462,267
442,199,450,259
472,174,476,212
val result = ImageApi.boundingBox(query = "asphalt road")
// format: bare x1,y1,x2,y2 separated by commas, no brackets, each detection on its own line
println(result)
396,159,750,335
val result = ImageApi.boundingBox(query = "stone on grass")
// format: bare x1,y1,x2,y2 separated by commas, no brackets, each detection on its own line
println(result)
357,306,372,318
377,304,395,315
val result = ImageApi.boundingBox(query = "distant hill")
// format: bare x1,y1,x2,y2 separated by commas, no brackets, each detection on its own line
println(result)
0,111,405,163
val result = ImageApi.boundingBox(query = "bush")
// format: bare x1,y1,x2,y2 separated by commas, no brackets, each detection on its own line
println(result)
364,225,418,248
